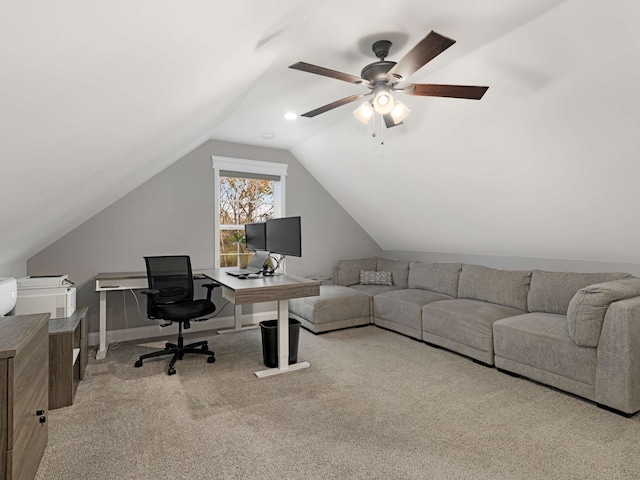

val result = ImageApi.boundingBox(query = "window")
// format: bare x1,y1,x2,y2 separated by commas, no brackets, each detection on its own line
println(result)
212,157,287,268
219,176,274,267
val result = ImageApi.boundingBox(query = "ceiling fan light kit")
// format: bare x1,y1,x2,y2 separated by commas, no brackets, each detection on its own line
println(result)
373,86,394,114
289,30,489,133
390,101,410,124
353,101,374,125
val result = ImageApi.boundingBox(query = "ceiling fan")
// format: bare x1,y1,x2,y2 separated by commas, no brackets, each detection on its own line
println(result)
289,31,489,128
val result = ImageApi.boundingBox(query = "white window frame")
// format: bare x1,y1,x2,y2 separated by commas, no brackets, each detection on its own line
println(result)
212,156,288,268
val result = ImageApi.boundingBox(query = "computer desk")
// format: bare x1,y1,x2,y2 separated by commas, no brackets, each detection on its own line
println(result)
201,269,320,377
95,270,320,376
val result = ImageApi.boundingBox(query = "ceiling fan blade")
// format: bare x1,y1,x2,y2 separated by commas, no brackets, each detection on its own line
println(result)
383,114,403,128
387,31,456,83
300,94,368,118
404,84,489,100
289,61,368,85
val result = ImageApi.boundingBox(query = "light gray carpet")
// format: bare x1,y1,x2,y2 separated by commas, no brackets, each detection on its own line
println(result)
36,325,640,480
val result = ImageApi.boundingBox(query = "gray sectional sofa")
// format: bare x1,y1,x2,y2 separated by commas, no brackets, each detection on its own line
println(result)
289,257,640,416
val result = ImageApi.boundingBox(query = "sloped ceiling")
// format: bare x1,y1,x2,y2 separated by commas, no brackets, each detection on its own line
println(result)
3,0,640,271
0,1,324,268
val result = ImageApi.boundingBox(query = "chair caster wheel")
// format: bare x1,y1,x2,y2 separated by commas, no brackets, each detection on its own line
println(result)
165,343,172,349
207,356,215,364
168,367,176,375
134,360,142,368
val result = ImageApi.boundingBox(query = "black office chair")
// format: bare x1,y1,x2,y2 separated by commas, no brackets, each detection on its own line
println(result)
134,255,218,375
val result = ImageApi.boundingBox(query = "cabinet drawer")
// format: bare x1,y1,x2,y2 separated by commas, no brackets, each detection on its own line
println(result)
11,323,48,447
10,381,48,480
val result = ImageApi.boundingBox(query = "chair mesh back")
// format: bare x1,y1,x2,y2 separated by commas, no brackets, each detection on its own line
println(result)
144,256,194,304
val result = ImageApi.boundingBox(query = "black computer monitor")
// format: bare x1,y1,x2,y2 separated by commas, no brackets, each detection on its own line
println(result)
244,222,267,251
265,216,301,257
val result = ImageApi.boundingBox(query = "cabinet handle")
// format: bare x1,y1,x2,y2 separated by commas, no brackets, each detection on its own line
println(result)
36,410,45,416
39,416,46,424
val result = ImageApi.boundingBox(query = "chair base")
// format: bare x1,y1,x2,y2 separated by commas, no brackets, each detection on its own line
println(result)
134,326,215,375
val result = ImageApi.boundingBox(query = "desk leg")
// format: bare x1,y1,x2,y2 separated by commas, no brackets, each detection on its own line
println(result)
217,304,258,334
277,299,289,371
254,299,310,378
96,291,108,360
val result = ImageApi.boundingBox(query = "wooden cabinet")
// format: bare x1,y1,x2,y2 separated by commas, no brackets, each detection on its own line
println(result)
48,307,88,409
0,313,49,480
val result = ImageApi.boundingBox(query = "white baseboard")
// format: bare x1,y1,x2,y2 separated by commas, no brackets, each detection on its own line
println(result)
88,311,277,347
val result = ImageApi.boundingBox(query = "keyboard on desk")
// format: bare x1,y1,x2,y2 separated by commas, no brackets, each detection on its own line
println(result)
226,267,261,276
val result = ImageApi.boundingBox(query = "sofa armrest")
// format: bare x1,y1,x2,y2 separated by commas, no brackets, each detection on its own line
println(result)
595,296,640,414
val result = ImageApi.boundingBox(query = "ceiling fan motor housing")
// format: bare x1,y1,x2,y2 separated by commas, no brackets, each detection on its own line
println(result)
361,61,396,86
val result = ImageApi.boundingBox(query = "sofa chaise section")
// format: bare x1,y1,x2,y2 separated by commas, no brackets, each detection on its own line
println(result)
290,257,410,333
289,285,370,334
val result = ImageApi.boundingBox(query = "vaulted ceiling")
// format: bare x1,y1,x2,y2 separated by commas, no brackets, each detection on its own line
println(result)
3,0,640,271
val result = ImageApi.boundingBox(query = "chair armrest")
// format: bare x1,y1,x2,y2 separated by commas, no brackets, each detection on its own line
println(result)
202,282,219,302
141,289,160,296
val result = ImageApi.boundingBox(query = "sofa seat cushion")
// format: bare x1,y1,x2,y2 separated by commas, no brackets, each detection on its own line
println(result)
373,289,452,340
493,312,596,386
422,299,525,363
349,284,401,297
289,285,370,329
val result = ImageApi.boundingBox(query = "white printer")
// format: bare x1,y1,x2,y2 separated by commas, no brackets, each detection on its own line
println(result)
14,275,76,319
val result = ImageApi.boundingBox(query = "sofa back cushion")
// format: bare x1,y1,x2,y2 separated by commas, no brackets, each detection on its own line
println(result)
408,262,462,298
335,257,378,286
377,258,410,288
527,270,633,315
458,264,531,311
566,278,640,347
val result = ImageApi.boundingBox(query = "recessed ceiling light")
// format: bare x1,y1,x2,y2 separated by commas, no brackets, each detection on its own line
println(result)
284,112,298,120
261,132,275,140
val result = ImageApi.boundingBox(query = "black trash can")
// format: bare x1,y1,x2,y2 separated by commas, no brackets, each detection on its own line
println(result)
259,318,301,368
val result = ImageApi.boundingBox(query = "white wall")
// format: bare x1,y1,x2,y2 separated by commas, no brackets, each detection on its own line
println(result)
0,260,26,279
27,140,381,334
292,0,640,267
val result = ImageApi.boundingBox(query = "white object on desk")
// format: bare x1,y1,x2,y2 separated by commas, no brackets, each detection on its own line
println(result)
17,274,73,289
14,285,76,319
0,277,17,316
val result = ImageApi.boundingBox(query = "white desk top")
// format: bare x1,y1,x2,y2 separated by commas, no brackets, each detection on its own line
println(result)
202,269,320,305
